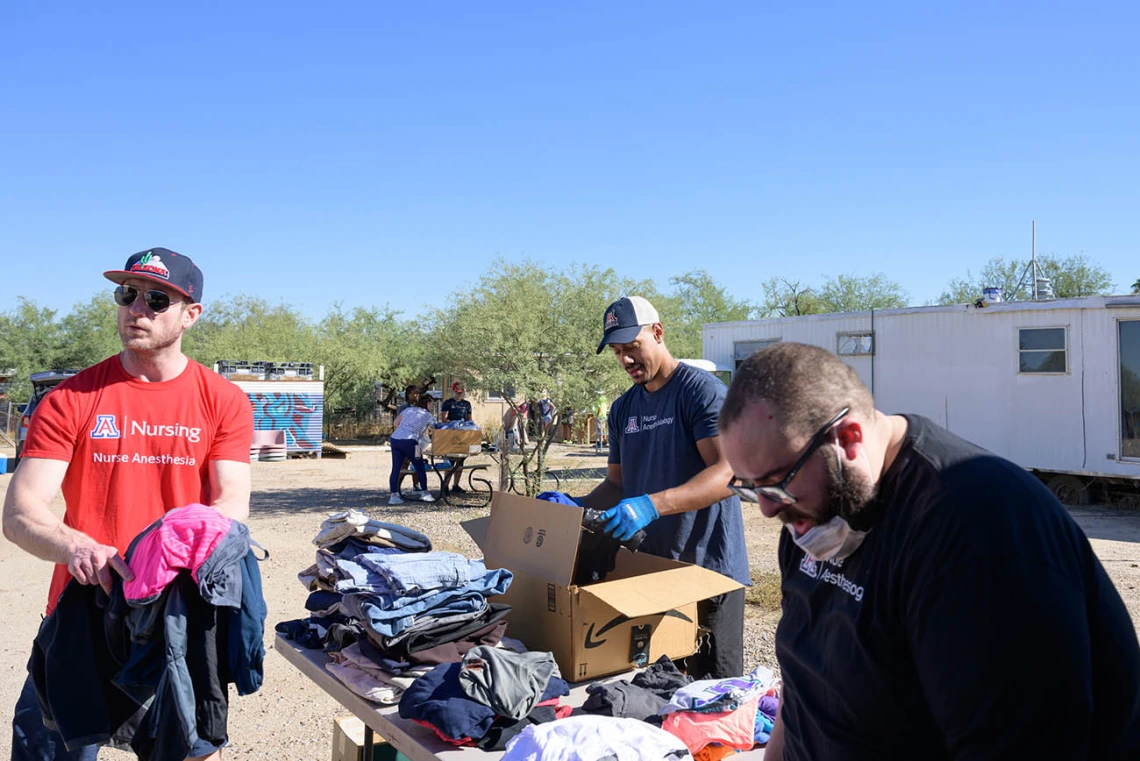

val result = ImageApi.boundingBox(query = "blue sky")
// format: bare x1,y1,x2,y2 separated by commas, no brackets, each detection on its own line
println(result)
2,2,1137,319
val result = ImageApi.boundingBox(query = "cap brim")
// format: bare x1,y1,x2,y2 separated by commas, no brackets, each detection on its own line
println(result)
596,325,645,354
103,270,194,301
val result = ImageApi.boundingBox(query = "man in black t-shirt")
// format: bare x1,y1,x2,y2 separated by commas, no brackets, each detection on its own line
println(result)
718,342,1140,761
440,382,473,493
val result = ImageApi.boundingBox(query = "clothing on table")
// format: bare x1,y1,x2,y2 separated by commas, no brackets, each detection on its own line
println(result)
390,438,427,493
324,642,432,705
754,709,775,744
458,647,560,721
357,551,484,596
18,356,254,617
501,715,691,761
377,607,511,664
398,660,569,742
660,665,777,715
312,510,432,552
776,414,1140,760
693,745,737,761
337,564,511,638
661,694,762,754
582,655,693,722
379,604,492,649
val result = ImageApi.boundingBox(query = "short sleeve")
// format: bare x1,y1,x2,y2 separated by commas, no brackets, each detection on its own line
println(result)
20,387,80,462
685,374,725,442
607,399,622,466
209,385,254,462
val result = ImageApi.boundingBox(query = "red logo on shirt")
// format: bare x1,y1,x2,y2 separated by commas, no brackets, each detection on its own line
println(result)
625,416,639,433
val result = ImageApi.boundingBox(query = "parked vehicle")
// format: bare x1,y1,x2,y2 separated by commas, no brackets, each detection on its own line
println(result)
15,370,80,461
703,295,1140,505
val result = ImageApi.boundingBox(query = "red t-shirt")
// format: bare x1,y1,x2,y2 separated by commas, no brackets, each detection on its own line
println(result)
20,355,254,613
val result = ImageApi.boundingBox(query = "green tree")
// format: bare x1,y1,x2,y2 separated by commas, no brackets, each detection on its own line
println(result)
817,273,908,313
0,298,64,402
658,270,755,359
1132,279,1140,295
939,254,1115,304
56,294,121,369
759,273,907,317
759,277,821,317
429,258,639,495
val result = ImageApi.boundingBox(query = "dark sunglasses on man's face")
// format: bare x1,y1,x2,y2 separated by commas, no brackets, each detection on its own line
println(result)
728,407,850,506
114,285,174,314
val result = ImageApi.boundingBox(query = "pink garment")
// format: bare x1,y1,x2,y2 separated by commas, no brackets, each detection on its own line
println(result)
123,504,233,601
662,694,762,753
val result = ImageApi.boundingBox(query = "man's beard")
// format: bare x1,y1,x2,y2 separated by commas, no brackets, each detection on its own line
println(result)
822,445,873,523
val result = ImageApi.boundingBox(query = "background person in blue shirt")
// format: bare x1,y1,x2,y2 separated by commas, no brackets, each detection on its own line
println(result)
577,296,751,679
440,382,473,493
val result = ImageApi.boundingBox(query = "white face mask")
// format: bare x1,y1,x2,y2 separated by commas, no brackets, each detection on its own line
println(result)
787,515,868,561
787,436,872,561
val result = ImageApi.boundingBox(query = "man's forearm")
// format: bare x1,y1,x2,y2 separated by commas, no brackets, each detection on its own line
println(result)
2,495,92,566
580,477,624,510
651,462,734,517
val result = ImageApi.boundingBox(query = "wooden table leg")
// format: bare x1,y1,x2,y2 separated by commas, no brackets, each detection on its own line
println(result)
364,724,374,758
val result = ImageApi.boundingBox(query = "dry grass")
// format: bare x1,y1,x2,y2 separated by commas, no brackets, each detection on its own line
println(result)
746,571,783,612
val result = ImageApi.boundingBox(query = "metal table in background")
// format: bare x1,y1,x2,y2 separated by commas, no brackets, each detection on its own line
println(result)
274,633,767,760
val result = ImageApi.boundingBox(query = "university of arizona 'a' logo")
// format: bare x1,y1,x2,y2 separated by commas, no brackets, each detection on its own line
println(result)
799,554,820,579
90,415,121,439
625,416,639,433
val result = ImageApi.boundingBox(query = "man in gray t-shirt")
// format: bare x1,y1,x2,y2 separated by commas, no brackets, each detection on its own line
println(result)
579,296,750,679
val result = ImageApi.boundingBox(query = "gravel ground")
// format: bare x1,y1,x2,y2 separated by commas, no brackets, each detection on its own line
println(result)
1,444,1138,759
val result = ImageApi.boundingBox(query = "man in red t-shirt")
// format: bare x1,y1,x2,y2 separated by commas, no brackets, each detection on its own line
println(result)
3,247,253,761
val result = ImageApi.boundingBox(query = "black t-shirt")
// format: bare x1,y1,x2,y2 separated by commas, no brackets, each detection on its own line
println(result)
441,398,472,422
777,415,1140,760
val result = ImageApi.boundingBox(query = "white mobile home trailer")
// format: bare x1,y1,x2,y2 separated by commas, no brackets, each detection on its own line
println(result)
703,295,1140,504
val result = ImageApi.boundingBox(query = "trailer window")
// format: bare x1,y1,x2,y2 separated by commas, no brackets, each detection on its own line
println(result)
837,332,874,356
734,339,778,370
1018,327,1067,373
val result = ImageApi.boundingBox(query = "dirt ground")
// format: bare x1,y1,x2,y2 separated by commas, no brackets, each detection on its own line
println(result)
1,444,1138,759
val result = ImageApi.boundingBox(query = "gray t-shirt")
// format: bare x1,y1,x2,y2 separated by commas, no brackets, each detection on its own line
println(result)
608,362,751,586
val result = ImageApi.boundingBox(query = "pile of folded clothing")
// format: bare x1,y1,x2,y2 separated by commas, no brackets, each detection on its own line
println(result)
276,509,514,705
398,646,572,752
658,665,781,760
581,656,781,757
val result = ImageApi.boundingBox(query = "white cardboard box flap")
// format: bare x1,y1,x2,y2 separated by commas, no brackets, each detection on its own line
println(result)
580,564,744,618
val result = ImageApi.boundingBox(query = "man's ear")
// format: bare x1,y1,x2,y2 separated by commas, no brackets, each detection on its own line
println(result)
182,302,203,329
652,323,664,343
835,419,864,460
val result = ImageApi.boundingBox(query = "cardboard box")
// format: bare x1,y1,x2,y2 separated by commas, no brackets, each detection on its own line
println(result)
331,717,406,761
462,492,744,682
430,428,483,456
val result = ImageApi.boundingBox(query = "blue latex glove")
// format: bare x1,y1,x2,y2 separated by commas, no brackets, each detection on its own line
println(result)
536,491,585,507
602,494,658,541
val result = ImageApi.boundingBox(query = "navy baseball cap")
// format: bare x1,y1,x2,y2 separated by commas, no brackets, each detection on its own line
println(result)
596,296,661,353
103,247,204,303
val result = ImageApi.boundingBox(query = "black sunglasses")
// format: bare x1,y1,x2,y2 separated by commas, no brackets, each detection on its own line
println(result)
114,285,174,314
728,407,850,505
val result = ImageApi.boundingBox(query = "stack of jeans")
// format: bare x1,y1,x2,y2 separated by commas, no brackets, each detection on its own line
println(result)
277,513,514,705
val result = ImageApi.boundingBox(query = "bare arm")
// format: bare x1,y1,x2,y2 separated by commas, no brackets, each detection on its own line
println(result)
208,460,252,521
650,435,734,516
2,457,133,593
579,463,625,510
